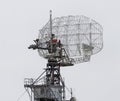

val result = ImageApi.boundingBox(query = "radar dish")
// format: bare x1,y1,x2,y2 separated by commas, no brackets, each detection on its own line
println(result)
38,15,103,64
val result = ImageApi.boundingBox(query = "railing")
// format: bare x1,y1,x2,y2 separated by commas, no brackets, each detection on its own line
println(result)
71,55,91,64
24,78,34,86
24,77,46,87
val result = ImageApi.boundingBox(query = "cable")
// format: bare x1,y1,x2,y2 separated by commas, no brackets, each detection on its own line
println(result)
32,70,46,85
17,90,26,101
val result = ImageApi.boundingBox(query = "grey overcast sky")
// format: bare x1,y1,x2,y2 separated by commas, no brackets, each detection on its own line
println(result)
0,0,120,101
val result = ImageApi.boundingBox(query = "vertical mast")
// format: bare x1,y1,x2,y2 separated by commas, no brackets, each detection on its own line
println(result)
50,10,52,39
50,10,53,53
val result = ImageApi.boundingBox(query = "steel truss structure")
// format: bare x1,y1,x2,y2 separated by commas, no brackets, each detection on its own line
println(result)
38,15,103,64
24,11,103,101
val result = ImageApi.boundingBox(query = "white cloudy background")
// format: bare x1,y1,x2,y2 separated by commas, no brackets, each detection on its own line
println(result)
0,0,120,101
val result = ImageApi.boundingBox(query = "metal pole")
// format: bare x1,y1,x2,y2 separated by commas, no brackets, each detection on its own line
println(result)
50,10,53,54
89,23,93,54
90,23,92,46
49,10,54,85
31,88,32,101
50,10,52,40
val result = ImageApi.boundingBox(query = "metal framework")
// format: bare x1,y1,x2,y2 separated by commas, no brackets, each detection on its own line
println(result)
38,15,103,64
25,11,103,101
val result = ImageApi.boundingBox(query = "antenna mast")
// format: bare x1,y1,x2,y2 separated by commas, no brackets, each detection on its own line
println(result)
50,10,53,54
50,10,52,40
25,11,103,101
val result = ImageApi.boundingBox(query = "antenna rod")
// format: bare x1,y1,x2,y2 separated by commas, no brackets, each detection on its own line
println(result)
50,10,52,40
49,10,53,53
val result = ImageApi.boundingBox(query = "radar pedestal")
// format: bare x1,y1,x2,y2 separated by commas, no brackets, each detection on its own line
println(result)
24,34,69,101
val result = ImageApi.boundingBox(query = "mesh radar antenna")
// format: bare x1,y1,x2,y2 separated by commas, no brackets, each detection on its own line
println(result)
24,11,103,101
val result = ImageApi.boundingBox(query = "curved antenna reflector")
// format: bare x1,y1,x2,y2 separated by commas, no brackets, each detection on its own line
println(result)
38,15,103,64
